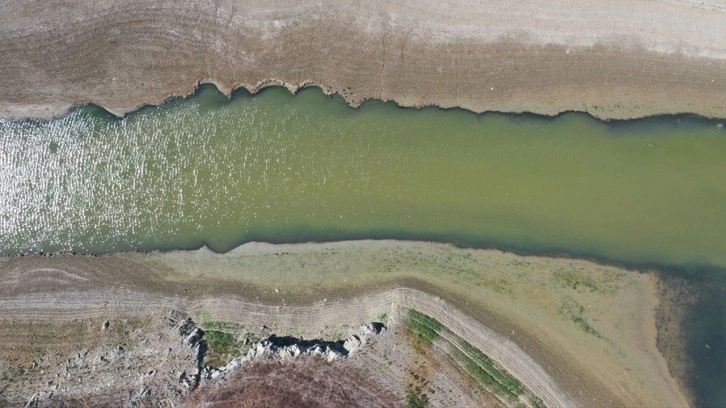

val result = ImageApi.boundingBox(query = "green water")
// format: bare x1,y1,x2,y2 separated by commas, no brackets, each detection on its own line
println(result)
1,85,725,269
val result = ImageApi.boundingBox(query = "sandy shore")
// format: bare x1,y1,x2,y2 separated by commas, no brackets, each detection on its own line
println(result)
0,241,691,407
1,0,726,120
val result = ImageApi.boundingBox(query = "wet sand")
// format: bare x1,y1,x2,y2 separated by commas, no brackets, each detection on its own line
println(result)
1,0,726,120
0,241,691,407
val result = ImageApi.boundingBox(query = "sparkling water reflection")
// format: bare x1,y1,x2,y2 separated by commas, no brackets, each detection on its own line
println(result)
1,86,725,271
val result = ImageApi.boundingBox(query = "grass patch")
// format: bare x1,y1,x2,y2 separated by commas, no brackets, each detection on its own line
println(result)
322,324,347,342
244,332,261,345
553,269,599,292
0,365,28,383
406,310,443,343
404,310,441,406
204,330,241,368
457,339,525,398
559,298,600,337
572,316,598,336
203,321,243,332
450,342,545,407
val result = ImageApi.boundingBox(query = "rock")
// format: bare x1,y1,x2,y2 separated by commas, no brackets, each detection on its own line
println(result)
186,328,204,346
178,370,199,389
344,335,362,354
136,386,151,398
178,318,196,337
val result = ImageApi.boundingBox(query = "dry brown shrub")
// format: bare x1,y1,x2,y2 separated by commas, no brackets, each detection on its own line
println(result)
189,358,400,408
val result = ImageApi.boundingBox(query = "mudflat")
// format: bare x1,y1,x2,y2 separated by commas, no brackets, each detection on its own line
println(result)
1,0,726,120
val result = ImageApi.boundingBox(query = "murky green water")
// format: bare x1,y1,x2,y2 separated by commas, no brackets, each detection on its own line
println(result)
1,85,725,269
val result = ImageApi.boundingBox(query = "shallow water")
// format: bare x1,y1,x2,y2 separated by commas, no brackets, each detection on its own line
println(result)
1,85,725,405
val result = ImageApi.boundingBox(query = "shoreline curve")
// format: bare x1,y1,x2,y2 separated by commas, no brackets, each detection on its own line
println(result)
5,80,726,124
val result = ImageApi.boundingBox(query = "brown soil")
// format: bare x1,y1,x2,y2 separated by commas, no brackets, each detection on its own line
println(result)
1,1,726,121
188,359,399,408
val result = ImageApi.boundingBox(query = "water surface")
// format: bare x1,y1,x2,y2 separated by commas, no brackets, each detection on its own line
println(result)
1,86,725,270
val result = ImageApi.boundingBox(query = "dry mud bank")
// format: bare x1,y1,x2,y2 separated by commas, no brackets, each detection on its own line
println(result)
1,0,726,120
0,241,691,407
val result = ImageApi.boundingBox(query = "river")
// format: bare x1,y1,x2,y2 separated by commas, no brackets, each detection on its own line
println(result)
1,85,725,269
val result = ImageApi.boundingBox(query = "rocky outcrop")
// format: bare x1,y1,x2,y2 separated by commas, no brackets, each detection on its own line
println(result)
202,322,386,383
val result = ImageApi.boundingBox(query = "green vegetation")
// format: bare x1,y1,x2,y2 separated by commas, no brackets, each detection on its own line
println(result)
1,365,28,382
404,310,440,407
406,310,443,342
573,316,598,336
459,340,525,396
378,313,389,325
201,321,266,363
203,330,242,368
559,298,600,337
553,269,599,292
322,324,347,342
405,309,544,407
405,381,429,408
202,321,243,332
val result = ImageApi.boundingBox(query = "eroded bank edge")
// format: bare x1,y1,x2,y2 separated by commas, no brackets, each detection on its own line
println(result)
4,79,726,124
